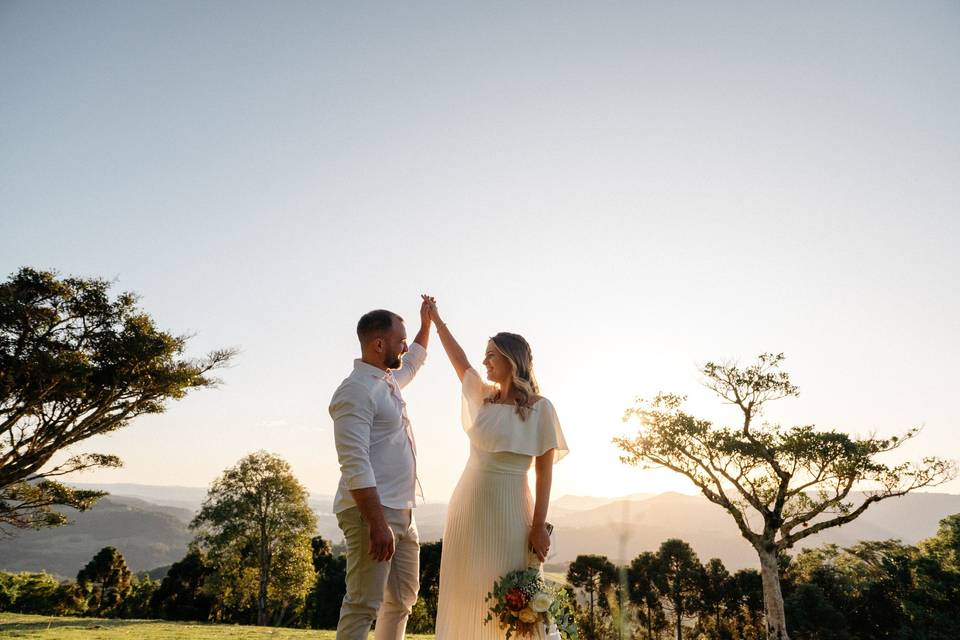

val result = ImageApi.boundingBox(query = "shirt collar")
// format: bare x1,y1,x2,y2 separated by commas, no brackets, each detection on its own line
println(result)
353,359,390,380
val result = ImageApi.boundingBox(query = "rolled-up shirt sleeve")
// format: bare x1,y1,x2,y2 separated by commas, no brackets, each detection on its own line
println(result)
391,342,427,389
330,381,377,491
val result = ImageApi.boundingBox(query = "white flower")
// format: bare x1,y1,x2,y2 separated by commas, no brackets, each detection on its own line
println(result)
518,607,538,623
530,591,554,613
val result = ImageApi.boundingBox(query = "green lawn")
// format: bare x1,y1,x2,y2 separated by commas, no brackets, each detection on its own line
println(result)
0,613,435,639
543,571,567,585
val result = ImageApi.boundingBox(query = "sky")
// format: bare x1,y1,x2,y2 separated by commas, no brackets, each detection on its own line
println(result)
1,1,958,503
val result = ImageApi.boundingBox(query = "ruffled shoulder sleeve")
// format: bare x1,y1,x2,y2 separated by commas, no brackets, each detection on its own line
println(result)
471,397,570,461
460,367,495,431
533,398,569,463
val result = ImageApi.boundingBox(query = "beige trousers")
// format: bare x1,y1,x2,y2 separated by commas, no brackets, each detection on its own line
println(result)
335,506,420,640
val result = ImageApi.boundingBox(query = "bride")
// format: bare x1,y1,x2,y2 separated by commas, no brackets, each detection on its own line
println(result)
426,299,568,639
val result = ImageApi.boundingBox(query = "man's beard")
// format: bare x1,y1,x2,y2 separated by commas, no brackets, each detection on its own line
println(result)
385,353,402,369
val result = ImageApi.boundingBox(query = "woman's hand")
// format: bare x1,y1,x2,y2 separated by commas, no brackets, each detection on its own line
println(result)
529,523,551,562
424,295,470,379
420,294,436,326
421,294,441,325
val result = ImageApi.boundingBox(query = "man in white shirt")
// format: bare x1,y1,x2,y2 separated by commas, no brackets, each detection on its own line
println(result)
331,299,431,640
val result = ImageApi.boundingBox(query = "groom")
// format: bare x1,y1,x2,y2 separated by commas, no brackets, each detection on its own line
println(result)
330,299,431,640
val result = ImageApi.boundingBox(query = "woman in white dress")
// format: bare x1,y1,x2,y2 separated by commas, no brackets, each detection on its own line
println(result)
426,300,568,639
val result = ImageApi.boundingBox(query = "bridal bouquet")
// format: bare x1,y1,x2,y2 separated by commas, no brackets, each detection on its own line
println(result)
484,568,578,639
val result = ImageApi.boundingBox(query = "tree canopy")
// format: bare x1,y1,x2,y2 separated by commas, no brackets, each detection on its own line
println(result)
627,551,668,640
149,549,215,622
76,546,133,617
0,267,235,529
567,553,618,635
655,538,704,640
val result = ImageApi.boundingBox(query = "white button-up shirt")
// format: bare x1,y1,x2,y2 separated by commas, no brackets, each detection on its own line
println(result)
330,342,427,514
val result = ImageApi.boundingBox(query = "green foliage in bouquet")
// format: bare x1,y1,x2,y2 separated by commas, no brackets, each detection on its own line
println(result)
485,568,578,639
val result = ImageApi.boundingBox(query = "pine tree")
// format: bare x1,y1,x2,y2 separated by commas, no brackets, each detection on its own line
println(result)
77,546,133,616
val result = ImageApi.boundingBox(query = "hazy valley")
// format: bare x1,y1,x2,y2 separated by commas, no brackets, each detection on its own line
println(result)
2,484,958,579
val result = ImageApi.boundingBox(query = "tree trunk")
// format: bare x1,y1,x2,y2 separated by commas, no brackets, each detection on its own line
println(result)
257,568,268,626
258,521,269,626
257,553,270,626
273,600,289,627
588,588,595,631
757,547,789,640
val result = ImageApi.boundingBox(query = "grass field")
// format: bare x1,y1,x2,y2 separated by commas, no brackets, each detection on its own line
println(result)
0,613,436,639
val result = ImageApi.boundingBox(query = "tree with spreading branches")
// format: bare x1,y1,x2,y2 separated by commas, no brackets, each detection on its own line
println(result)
614,353,956,640
0,267,235,530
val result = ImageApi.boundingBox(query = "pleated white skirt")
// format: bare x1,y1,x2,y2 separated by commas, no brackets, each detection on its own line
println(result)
435,448,543,639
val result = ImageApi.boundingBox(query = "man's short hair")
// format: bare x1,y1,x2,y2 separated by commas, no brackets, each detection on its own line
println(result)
357,309,402,342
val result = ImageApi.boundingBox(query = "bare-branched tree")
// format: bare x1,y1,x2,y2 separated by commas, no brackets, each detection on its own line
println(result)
614,353,956,640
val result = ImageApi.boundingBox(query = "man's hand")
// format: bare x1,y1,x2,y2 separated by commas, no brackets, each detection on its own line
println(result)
369,522,396,562
412,294,434,349
349,487,395,562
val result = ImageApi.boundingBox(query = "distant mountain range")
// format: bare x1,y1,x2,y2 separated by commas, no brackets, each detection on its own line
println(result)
1,484,957,578
545,491,960,569
66,483,337,515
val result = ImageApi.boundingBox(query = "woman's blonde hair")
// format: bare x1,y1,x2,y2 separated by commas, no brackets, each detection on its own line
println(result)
486,332,540,420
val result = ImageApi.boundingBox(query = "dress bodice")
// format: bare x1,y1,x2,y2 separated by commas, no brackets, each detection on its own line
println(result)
460,368,569,463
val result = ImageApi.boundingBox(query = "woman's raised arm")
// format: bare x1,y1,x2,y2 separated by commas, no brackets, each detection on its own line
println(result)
424,297,472,381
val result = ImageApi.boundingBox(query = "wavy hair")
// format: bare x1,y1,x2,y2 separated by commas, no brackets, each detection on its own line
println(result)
486,332,540,420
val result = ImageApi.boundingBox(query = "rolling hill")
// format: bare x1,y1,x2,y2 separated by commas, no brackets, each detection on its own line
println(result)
0,496,193,579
